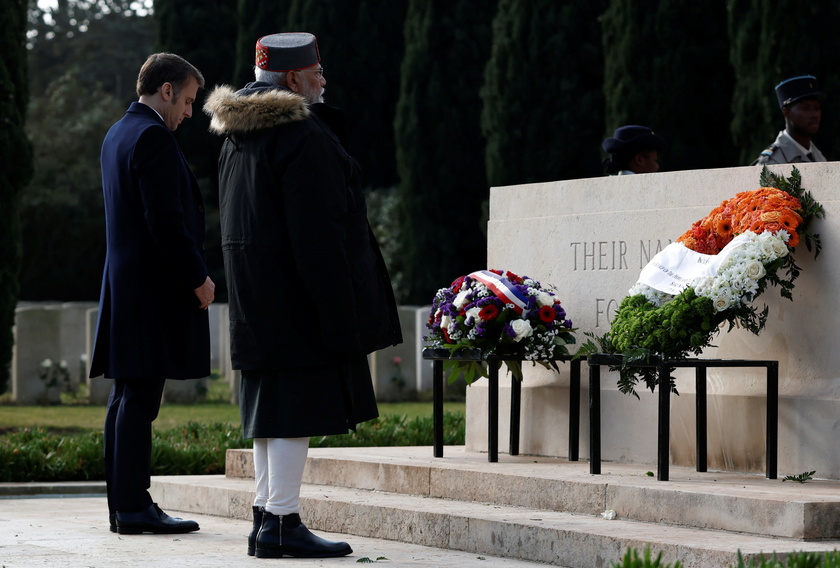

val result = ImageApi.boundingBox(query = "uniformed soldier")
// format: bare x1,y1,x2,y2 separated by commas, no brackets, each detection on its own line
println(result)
602,125,667,175
752,75,827,165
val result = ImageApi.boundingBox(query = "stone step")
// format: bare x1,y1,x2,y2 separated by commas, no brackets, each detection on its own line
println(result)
224,446,840,540
151,471,840,568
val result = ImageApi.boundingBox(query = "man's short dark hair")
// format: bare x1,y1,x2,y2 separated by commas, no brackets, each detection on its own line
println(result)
135,53,205,98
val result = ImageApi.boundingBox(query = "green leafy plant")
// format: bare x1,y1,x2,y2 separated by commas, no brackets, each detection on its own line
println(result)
0,413,466,482
612,547,682,568
356,557,388,563
782,471,816,483
312,412,464,448
731,550,840,568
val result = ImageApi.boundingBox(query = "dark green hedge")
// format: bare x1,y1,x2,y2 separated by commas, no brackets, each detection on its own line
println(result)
0,413,465,482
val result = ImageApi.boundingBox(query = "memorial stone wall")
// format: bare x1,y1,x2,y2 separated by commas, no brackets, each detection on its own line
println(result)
468,163,840,479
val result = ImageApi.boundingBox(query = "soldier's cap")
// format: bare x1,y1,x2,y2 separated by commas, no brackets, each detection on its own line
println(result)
256,32,320,72
602,125,666,155
775,75,825,108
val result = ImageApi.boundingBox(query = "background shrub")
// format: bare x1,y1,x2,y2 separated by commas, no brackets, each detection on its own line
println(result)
0,413,465,482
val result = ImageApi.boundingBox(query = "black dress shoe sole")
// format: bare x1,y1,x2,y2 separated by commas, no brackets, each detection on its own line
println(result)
117,523,200,535
254,545,352,559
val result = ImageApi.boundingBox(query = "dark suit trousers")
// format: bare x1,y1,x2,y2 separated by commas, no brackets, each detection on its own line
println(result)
104,377,167,514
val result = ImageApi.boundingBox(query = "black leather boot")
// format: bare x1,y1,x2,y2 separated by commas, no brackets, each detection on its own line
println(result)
255,511,352,558
247,506,264,556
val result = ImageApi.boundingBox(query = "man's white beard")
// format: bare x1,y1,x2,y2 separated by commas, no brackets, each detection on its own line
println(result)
302,83,325,104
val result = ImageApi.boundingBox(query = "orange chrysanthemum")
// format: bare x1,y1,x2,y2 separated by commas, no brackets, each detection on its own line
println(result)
677,187,802,255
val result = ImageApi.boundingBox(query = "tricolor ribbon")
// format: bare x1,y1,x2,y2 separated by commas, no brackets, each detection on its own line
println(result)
468,270,529,315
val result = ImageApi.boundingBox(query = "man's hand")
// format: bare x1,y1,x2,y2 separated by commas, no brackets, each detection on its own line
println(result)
194,276,215,310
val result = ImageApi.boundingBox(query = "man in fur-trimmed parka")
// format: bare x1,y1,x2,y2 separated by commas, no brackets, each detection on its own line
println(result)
203,33,401,559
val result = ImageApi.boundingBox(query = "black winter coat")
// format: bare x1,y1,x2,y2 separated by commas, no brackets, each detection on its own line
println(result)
204,83,402,370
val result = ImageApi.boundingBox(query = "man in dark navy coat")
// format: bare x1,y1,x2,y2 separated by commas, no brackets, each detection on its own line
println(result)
89,52,215,535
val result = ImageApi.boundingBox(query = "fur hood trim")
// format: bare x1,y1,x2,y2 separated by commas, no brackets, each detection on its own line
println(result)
203,84,310,135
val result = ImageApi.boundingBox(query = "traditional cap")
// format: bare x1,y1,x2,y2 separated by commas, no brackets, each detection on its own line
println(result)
602,125,666,154
775,75,825,108
255,32,320,72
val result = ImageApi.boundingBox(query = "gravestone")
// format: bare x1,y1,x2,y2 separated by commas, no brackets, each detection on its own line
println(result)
229,369,240,405
162,377,208,404
470,163,840,478
370,305,438,401
414,305,435,393
59,302,97,389
209,303,222,372
12,305,63,404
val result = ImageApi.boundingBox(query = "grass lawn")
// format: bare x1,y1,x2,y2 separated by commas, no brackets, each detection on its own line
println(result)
0,374,465,432
0,401,466,432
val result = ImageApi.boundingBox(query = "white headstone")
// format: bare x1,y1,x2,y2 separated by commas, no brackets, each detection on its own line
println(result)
59,302,98,389
12,305,63,404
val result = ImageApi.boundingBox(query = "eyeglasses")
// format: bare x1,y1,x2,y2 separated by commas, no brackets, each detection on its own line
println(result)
295,67,324,78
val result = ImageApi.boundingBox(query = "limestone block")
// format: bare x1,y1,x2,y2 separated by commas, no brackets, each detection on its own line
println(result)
162,378,208,404
415,304,435,392
58,302,97,389
215,303,231,382
476,162,840,478
12,305,63,404
229,369,240,405
370,306,428,402
208,302,222,371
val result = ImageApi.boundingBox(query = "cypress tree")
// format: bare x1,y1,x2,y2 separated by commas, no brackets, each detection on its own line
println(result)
482,0,607,186
286,0,407,189
601,0,736,172
395,0,497,304
0,0,34,392
153,0,239,300
233,0,294,88
729,0,840,164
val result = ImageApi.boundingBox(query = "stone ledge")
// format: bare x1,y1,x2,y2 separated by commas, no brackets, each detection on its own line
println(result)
151,472,840,568
226,446,840,539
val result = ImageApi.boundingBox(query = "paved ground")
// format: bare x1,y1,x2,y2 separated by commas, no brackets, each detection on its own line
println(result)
0,491,560,568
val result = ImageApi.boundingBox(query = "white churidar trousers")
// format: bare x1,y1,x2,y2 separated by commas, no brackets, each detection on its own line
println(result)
252,437,310,516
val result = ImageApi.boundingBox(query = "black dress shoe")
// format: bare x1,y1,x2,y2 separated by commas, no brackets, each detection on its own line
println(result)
247,506,264,556
109,513,117,533
255,511,351,558
116,503,200,535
